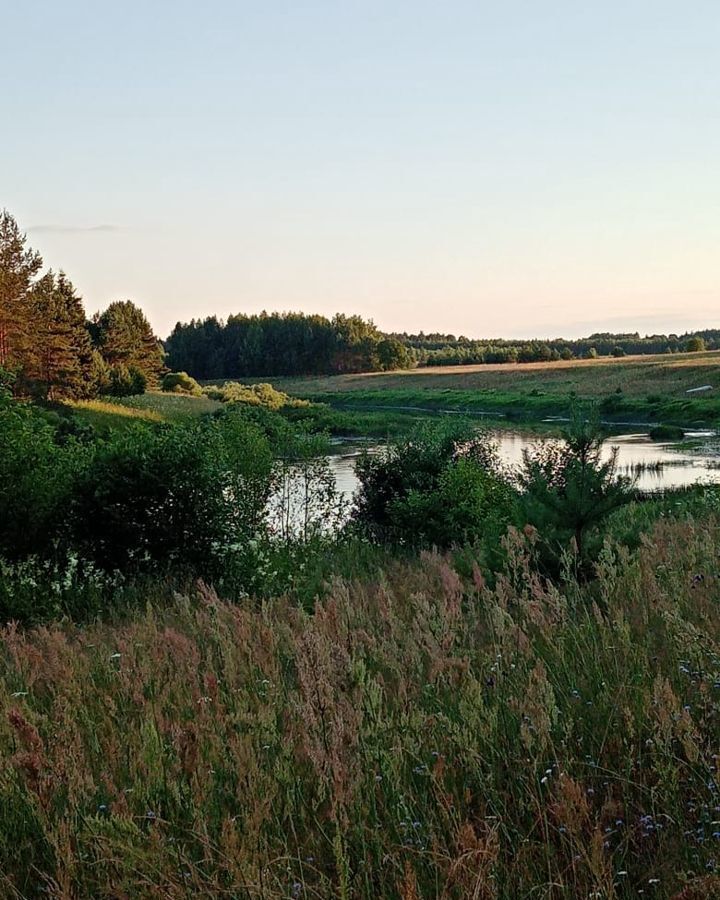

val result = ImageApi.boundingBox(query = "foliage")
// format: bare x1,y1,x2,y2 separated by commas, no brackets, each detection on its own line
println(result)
0,209,43,374
385,455,515,552
649,423,685,441
517,414,633,574
0,516,720,895
393,327,720,368
105,363,147,396
166,311,415,378
70,415,273,574
161,370,202,395
206,380,309,409
26,271,95,399
375,337,413,371
0,212,96,400
0,398,86,560
0,211,167,400
352,421,514,548
90,299,165,387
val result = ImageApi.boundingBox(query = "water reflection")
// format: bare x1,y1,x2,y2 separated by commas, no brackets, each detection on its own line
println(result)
326,430,720,500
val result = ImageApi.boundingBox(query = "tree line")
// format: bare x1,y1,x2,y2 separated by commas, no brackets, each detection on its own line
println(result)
392,330,716,366
165,313,412,378
169,318,717,380
4,206,717,397
0,210,164,399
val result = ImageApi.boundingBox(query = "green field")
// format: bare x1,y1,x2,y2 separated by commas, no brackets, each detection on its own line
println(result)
259,351,720,427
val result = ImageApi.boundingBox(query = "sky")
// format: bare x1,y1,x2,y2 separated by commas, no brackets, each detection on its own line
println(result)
3,0,719,340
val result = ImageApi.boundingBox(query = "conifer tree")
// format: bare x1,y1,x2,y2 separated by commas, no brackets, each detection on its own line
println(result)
92,300,165,387
30,271,95,399
0,210,42,375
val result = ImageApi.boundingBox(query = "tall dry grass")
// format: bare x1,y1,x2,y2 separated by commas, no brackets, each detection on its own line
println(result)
1,517,720,898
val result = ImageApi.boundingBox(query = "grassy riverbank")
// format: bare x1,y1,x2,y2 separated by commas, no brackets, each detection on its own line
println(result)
56,351,720,441
259,351,720,427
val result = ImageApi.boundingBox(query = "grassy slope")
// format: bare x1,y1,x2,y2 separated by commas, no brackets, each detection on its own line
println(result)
262,351,720,426
63,392,221,431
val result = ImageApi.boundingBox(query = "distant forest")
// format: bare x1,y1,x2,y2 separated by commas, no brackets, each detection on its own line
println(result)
388,329,719,366
2,208,718,397
167,317,718,379
165,314,412,378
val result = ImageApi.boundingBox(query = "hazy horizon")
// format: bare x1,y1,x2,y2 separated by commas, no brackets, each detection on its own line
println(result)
5,1,719,341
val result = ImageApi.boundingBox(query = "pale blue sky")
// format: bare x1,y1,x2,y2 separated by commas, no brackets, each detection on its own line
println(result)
4,1,719,339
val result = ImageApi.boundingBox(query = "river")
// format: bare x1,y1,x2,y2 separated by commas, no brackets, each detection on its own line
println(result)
324,429,720,502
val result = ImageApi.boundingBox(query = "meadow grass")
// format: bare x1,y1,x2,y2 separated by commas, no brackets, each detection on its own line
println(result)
2,514,720,897
66,392,221,431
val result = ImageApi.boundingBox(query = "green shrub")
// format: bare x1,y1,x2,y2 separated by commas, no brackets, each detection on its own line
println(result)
387,456,515,550
0,398,86,559
107,365,147,396
71,416,273,574
517,414,633,574
352,421,514,548
162,371,203,395
209,381,307,410
649,423,685,441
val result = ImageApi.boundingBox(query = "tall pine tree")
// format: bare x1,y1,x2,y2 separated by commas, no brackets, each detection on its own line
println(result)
30,271,95,399
0,210,42,375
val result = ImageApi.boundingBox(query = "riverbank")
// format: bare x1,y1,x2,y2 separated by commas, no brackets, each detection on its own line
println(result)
259,351,720,428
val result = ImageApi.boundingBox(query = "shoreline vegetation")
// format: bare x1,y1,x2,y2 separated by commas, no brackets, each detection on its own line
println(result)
248,350,720,430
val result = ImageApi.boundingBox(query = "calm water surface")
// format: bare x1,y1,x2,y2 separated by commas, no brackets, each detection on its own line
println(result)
326,430,720,501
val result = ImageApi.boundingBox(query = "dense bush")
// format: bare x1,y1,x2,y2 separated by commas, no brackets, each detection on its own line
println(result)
161,370,203,395
106,364,147,396
0,399,276,599
206,380,308,409
352,422,515,548
71,415,273,573
0,398,86,559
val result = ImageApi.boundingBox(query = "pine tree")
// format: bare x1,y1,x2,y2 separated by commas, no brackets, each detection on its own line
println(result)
92,300,165,387
30,271,95,399
0,210,42,376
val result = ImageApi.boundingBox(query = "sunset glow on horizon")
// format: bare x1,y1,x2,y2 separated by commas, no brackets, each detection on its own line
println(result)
4,1,719,339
